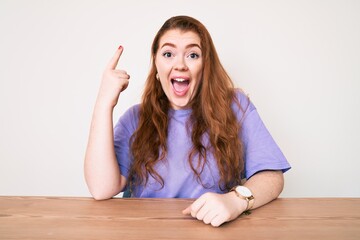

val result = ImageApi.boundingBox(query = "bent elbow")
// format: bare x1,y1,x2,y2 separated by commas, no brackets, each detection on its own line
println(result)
274,171,285,198
88,187,117,200
91,191,113,201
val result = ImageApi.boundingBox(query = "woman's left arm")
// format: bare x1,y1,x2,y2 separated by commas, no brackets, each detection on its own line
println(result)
182,170,284,227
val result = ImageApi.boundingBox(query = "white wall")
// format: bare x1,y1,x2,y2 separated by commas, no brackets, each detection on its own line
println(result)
1,0,359,197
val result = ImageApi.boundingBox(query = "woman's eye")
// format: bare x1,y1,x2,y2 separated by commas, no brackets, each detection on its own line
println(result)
163,52,172,58
189,53,200,59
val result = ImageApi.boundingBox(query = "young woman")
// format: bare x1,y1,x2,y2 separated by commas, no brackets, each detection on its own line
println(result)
84,15,291,227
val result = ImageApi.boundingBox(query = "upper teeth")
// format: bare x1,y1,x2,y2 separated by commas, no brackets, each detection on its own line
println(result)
174,78,186,82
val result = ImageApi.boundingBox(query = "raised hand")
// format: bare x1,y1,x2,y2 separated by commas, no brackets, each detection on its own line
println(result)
97,46,130,108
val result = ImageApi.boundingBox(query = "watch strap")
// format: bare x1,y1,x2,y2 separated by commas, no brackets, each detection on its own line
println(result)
231,186,255,211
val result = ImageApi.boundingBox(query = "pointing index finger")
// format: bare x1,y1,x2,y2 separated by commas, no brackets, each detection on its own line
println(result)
106,45,124,70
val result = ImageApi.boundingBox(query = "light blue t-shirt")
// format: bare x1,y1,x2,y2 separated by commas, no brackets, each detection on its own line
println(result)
114,91,291,198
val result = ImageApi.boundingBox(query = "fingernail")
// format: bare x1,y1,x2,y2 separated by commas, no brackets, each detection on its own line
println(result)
118,45,123,50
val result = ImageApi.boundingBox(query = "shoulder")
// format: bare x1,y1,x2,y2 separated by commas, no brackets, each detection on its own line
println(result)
115,104,141,134
231,89,256,119
121,104,141,122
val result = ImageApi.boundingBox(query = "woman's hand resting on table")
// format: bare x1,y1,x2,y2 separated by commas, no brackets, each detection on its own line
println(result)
182,192,247,227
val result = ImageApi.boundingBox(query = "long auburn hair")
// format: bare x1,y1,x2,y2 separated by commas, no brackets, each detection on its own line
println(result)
129,15,245,192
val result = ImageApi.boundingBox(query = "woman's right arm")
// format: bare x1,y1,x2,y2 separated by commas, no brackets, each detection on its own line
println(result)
84,46,130,200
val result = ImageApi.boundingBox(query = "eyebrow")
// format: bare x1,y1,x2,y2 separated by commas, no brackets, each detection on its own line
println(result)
160,42,202,50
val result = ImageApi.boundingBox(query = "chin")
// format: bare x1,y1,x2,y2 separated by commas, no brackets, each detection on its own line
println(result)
172,100,190,110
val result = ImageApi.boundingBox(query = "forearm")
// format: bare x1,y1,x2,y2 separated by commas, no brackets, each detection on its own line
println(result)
243,170,284,209
84,103,123,200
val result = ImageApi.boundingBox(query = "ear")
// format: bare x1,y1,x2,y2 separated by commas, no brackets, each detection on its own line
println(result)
156,73,160,80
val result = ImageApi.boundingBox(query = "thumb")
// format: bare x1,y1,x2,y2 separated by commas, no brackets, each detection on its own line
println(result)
182,205,191,215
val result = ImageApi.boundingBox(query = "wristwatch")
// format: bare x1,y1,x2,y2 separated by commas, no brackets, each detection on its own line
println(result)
231,186,255,211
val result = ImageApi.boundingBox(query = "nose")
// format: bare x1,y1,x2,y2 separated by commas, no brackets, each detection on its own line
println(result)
174,57,188,71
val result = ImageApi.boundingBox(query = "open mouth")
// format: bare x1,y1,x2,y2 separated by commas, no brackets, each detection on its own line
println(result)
171,78,190,94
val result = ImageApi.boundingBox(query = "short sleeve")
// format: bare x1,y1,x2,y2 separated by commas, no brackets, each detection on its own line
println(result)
113,105,140,178
234,92,291,179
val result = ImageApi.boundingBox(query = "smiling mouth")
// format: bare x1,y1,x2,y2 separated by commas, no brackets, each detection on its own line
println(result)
171,78,190,93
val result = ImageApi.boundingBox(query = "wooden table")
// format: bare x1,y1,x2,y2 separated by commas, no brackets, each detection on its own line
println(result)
0,197,359,240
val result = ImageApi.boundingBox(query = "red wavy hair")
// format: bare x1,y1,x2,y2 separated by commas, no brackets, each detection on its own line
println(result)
130,16,245,191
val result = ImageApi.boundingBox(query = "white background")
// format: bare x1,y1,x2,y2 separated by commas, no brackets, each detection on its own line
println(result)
1,0,359,197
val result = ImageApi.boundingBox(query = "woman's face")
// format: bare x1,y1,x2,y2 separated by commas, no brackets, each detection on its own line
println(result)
155,29,203,110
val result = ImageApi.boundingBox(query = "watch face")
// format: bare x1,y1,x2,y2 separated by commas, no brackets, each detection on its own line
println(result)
236,186,252,197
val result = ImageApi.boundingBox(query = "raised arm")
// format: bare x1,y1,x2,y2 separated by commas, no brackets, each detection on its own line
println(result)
84,46,130,200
